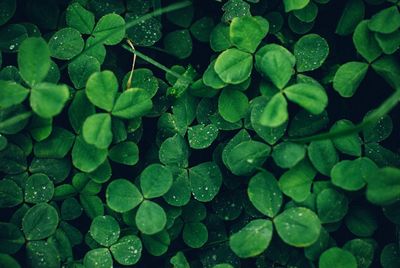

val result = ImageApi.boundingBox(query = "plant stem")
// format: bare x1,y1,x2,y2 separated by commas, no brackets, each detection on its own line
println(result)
122,44,192,83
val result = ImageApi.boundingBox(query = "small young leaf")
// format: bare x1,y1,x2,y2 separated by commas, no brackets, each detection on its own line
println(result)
93,13,126,45
48,28,84,60
317,188,348,223
66,3,95,34
110,235,142,266
108,141,139,166
188,124,219,149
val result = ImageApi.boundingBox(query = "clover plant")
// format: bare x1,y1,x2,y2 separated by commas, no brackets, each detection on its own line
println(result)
0,0,400,267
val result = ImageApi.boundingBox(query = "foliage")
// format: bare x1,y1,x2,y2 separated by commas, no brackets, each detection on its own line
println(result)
0,0,400,267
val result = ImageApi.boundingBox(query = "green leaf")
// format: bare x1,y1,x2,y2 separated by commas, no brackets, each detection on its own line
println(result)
189,162,222,202
26,241,60,268
86,71,118,112
319,247,357,268
68,90,95,134
72,136,108,172
24,173,54,203
0,81,28,109
66,3,95,34
30,83,69,118
375,29,400,55
294,34,329,72
260,93,288,127
230,16,269,53
272,141,306,168
343,239,375,268
308,139,338,176
112,88,153,119
89,215,120,247
333,62,368,97
273,207,321,247
371,55,400,89
0,0,16,26
159,134,188,168
163,168,191,206
135,200,167,235
0,179,23,208
293,2,318,23
110,235,142,266
170,252,190,268
68,55,100,89
317,188,348,223
222,0,251,23
330,120,362,156
256,49,294,89
140,164,173,199
279,159,316,202
203,60,227,89
17,37,50,86
106,179,143,213
183,222,208,248
366,167,400,206
126,68,159,97
48,28,84,60
331,158,377,191
229,219,273,258
218,89,249,123
380,243,400,268
163,30,193,59
61,198,82,221
126,14,162,47
345,207,378,237
0,222,24,254
82,113,112,149
22,203,59,240
190,17,214,42
248,171,282,217
93,13,126,45
108,141,139,166
335,0,365,36
33,127,75,158
214,48,253,84
188,124,219,149
210,23,231,52
368,6,400,34
250,96,288,144
353,20,382,63
284,83,328,115
226,140,271,176
84,248,112,268
283,0,310,12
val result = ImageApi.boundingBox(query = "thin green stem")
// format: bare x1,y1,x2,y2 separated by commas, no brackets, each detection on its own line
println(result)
287,89,400,143
122,44,192,83
60,1,192,70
